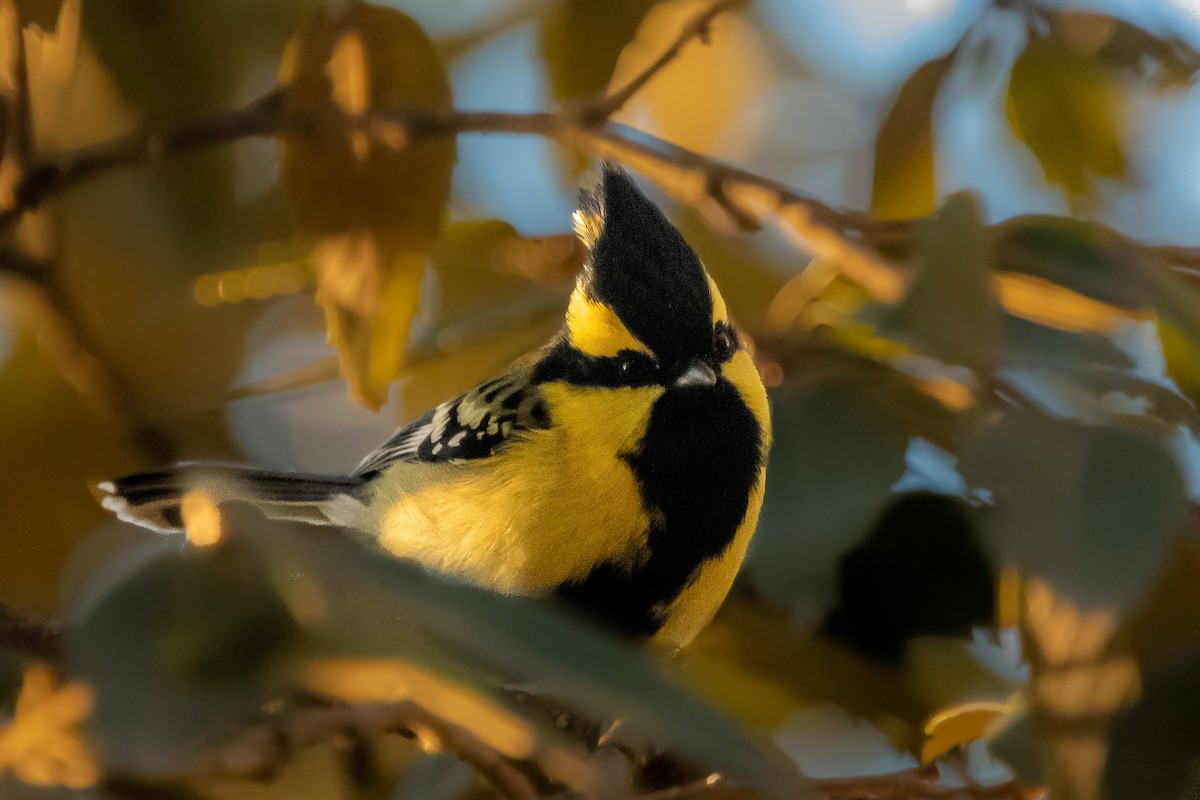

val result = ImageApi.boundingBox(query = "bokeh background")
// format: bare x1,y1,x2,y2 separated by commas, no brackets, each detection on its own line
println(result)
6,0,1200,797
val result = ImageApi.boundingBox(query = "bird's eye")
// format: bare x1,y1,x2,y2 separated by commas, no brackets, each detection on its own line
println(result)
713,324,738,361
615,351,654,381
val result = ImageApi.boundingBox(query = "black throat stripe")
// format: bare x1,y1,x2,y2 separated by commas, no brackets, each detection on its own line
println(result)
554,379,764,637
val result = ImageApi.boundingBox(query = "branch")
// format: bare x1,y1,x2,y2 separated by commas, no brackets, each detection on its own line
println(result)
155,696,540,800
0,600,62,663
636,770,1043,800
580,0,749,124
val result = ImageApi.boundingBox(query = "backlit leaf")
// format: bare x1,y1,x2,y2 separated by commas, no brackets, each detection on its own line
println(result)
993,215,1153,314
1007,36,1128,198
540,0,655,103
871,52,956,220
280,2,456,409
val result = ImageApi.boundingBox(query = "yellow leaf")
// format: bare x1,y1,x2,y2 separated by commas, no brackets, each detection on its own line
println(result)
608,0,776,155
280,3,455,408
921,700,1010,763
313,235,424,408
871,53,956,220
0,664,98,789
993,272,1133,334
303,658,535,760
1007,37,1128,198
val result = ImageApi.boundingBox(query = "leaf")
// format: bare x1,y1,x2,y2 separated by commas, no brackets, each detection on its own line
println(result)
993,215,1153,314
960,412,1188,612
1096,19,1200,89
1105,645,1200,800
921,701,1008,763
243,521,796,787
1007,36,1128,197
539,0,656,103
987,708,1047,787
1002,314,1134,371
67,549,299,772
871,52,956,220
748,376,912,612
880,192,1000,375
392,753,475,800
280,3,456,409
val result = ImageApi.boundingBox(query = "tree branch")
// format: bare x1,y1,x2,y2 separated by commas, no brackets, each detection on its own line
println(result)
158,696,541,800
0,600,62,663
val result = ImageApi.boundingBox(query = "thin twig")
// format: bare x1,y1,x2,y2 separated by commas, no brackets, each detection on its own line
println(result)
0,600,62,663
580,0,749,124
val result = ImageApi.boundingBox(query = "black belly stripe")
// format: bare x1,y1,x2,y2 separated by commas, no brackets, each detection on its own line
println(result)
554,379,763,637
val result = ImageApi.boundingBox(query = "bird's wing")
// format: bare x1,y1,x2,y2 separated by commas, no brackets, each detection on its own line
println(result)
353,368,551,477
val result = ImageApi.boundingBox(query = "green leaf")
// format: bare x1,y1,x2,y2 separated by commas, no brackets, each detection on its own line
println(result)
393,754,475,800
1002,314,1134,371
960,412,1188,612
748,376,913,611
539,0,656,103
245,523,796,787
1105,645,1200,800
1007,36,1128,197
986,709,1047,787
871,52,956,220
994,215,1153,312
1097,20,1200,89
67,549,299,772
1062,366,1199,431
880,191,1000,374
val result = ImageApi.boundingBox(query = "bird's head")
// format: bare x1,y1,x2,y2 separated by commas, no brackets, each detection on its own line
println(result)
540,164,742,391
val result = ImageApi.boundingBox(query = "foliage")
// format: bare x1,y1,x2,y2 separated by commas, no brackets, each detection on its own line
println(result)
3,0,1200,799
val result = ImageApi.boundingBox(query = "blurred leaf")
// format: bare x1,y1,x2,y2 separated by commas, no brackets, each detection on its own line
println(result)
921,701,1007,764
987,708,1047,787
994,216,1153,314
1122,530,1200,667
871,52,956,220
432,220,574,322
960,412,1188,612
1062,366,1198,431
244,521,796,786
280,2,456,409
1003,314,1134,370
1096,19,1200,89
1007,36,1128,198
540,0,655,102
749,376,911,611
1104,645,1200,800
690,603,926,748
392,753,474,800
881,192,1000,375
1149,268,1200,348
67,548,298,772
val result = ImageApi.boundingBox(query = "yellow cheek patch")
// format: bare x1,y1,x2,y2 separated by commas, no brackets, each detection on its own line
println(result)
566,288,654,358
706,273,729,325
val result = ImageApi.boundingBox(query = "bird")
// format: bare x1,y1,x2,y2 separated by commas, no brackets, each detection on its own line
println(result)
96,165,771,648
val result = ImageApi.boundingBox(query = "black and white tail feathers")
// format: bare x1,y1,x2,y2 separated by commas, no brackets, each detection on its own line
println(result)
95,463,368,533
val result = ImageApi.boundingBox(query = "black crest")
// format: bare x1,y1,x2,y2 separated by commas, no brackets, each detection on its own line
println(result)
581,165,712,368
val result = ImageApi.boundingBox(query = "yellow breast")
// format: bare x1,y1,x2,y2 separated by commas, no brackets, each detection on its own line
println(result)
365,383,662,594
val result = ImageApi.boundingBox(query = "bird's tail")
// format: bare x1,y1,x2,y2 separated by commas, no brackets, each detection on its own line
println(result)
95,463,368,533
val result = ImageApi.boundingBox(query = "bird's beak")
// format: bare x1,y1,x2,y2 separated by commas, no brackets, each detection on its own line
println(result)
674,359,717,388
